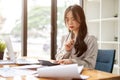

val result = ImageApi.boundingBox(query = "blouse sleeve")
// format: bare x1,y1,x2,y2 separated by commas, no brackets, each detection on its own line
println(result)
73,36,98,69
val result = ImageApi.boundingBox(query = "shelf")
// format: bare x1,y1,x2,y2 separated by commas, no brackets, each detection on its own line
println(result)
101,0,118,18
98,41,118,44
84,0,100,20
101,17,118,22
87,19,100,23
87,0,100,2
114,64,119,68
84,0,120,75
87,17,118,23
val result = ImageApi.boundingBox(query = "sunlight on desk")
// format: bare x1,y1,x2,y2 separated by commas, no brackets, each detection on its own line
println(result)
0,57,120,80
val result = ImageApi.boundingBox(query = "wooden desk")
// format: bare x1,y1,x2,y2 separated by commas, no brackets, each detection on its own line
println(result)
0,65,120,80
82,68,120,80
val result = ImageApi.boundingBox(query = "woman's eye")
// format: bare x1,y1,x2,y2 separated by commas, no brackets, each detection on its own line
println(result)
66,19,69,22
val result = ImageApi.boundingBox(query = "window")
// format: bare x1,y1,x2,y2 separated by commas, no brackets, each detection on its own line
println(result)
0,0,22,58
0,0,82,59
27,0,51,59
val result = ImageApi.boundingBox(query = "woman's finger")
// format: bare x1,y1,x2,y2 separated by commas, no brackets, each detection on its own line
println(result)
57,60,64,64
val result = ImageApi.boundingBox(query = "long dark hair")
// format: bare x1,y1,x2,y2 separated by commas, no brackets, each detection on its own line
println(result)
64,4,88,57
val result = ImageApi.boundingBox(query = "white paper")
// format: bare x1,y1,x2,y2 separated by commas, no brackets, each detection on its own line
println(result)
0,68,36,77
0,60,15,64
0,58,39,65
37,64,83,78
80,75,89,79
78,66,84,73
13,65,43,69
16,58,39,65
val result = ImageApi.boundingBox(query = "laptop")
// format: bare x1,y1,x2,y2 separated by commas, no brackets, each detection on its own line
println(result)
0,36,15,64
1,36,39,65
3,36,15,61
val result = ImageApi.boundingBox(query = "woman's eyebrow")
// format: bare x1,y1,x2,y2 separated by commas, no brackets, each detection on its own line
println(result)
65,16,74,19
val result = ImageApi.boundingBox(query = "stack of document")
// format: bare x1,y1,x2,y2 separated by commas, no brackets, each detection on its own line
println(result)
0,58,39,65
0,60,15,64
16,58,39,65
0,67,36,77
0,63,89,79
36,64,89,79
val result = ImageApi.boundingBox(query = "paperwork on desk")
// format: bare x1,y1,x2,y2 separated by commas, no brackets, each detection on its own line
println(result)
0,65,43,77
0,58,39,65
0,68,36,77
0,64,89,79
36,64,89,79
13,64,43,69
0,60,15,64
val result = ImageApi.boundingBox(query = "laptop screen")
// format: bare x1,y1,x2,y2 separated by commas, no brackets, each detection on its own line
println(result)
3,36,15,61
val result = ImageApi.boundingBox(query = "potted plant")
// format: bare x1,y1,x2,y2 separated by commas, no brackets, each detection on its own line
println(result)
0,39,6,60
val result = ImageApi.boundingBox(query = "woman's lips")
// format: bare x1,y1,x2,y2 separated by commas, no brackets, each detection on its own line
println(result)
69,26,74,28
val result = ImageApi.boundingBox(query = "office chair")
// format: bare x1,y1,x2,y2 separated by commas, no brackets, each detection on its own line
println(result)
95,49,115,73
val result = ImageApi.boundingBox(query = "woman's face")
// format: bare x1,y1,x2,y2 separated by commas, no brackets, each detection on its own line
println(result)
65,11,80,33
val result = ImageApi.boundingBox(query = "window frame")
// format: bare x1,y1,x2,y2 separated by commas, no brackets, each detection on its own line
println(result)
22,0,83,59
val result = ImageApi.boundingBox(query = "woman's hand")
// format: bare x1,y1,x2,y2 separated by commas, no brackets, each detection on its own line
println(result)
64,39,74,51
56,59,73,64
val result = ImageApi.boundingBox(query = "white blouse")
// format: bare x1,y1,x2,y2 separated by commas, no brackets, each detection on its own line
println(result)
56,34,98,69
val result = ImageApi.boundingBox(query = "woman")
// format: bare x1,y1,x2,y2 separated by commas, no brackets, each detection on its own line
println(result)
55,4,98,69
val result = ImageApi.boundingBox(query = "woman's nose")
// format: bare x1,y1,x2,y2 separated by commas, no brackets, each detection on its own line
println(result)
68,20,73,25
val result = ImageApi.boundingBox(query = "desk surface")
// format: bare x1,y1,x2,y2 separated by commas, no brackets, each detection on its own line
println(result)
0,65,120,80
82,68,120,80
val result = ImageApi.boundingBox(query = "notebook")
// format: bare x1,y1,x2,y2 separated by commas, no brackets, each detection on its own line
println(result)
3,36,15,61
